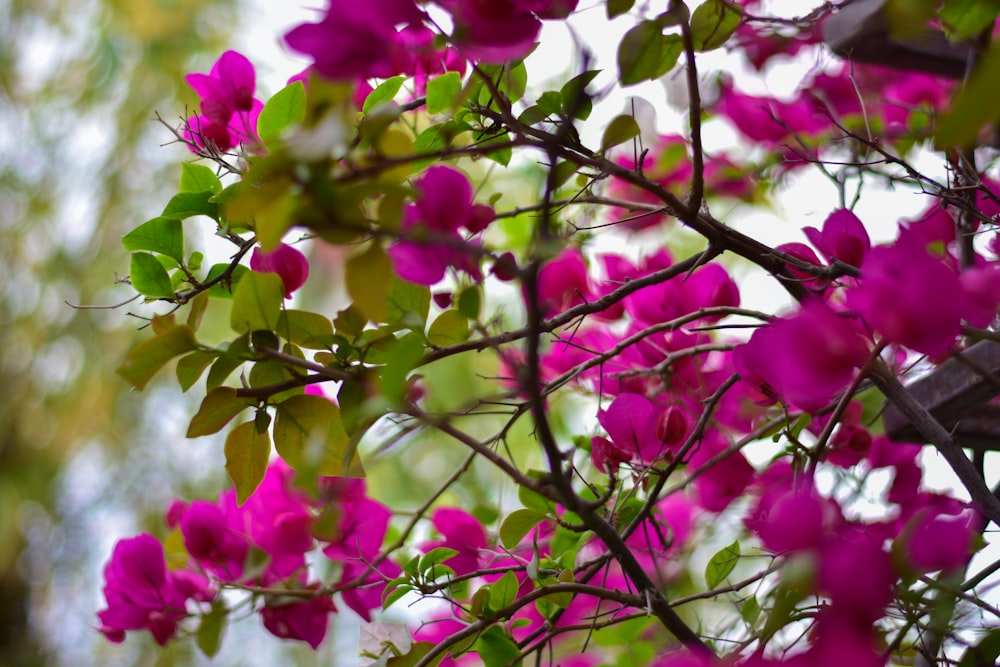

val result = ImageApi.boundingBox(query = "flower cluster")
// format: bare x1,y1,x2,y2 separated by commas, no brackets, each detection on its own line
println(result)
184,51,263,151
97,460,397,648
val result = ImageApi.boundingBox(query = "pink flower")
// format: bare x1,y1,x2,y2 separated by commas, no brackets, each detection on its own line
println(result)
753,485,841,553
716,79,824,146
960,263,1000,327
96,534,211,645
817,528,895,622
687,435,755,512
900,508,974,574
179,500,248,581
597,393,672,464
421,507,488,576
847,234,964,356
804,208,871,268
387,166,494,285
535,247,592,316
184,51,263,151
261,588,336,649
736,300,869,410
434,0,543,63
284,0,425,80
250,243,310,298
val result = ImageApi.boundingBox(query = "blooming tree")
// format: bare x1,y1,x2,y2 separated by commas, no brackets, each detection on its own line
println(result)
98,1,1000,665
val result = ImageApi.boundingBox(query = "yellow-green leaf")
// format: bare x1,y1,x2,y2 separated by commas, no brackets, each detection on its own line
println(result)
690,0,742,51
122,217,184,262
500,509,546,549
225,420,271,505
257,81,307,147
937,43,1000,147
187,387,257,437
273,394,364,476
130,252,175,298
276,310,335,349
116,324,197,390
601,114,641,152
346,242,392,323
427,310,469,347
230,271,284,333
176,350,218,392
180,162,222,194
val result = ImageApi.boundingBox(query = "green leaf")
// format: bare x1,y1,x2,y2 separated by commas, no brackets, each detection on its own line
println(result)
617,22,682,86
601,114,641,152
560,70,600,120
386,642,444,667
500,509,546,550
225,420,271,505
382,583,415,611
187,387,256,437
457,287,481,320
689,0,742,51
378,333,426,403
230,271,284,333
346,242,392,323
248,359,302,403
426,71,462,114
419,547,459,573
489,571,518,611
941,0,1000,40
518,485,555,514
363,76,406,114
741,595,761,626
427,310,468,347
273,394,364,476
205,263,249,299
478,130,512,167
608,0,635,18
122,217,184,262
276,310,335,349
705,539,741,588
180,163,222,194
937,43,1000,147
257,81,307,147
387,276,431,326
176,350,218,392
474,627,521,667
161,190,219,220
195,603,226,658
130,252,175,298
116,324,198,389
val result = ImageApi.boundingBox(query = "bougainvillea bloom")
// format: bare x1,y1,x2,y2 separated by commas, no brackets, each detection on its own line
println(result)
736,299,869,410
597,393,671,463
804,208,871,268
387,166,495,285
284,0,425,80
260,590,336,649
250,243,310,298
421,507,489,576
185,51,262,151
847,234,963,357
97,534,211,645
434,0,543,63
900,508,974,574
536,247,592,316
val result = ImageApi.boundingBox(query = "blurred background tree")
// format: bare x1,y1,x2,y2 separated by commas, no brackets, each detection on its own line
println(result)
0,1,241,664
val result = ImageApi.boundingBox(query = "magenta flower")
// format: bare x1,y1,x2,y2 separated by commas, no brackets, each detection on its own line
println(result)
804,208,872,268
97,534,211,645
434,0,543,63
261,589,336,649
687,435,755,512
597,393,671,464
737,299,869,410
284,0,425,80
387,166,494,285
338,558,403,622
900,508,974,574
250,243,310,298
179,500,248,581
753,485,840,553
322,495,391,562
847,234,963,356
535,247,592,316
716,79,824,146
960,263,1000,327
421,507,489,576
775,242,829,293
817,528,895,622
184,51,263,151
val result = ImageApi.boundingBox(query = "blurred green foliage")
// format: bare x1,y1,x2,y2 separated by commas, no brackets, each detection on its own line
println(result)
0,0,238,664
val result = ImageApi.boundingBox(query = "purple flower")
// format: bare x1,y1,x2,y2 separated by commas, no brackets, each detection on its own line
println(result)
284,0,424,80
261,588,336,649
250,243,310,298
184,51,262,151
420,507,488,576
804,208,872,268
97,534,211,645
387,166,494,285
